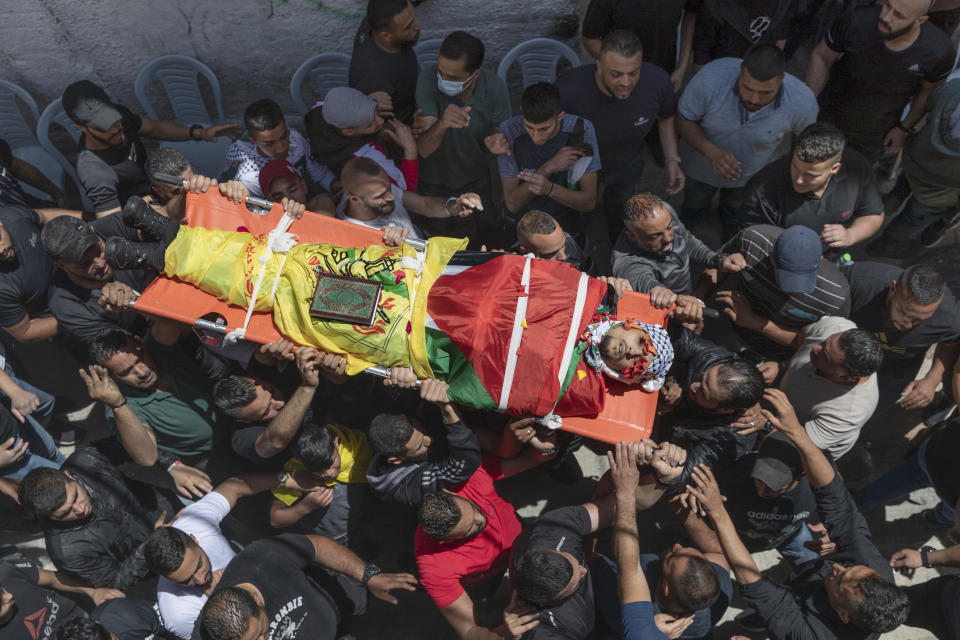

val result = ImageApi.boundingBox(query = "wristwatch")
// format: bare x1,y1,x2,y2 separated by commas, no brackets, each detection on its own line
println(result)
276,470,289,487
361,563,382,585
189,123,202,140
921,545,936,568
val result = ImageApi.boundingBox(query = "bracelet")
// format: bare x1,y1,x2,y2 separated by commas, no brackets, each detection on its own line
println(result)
547,182,555,197
665,156,682,165
189,124,202,140
111,399,127,410
897,122,913,135
166,460,183,473
444,197,458,217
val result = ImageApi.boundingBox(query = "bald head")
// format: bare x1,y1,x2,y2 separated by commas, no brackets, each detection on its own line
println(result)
341,156,389,195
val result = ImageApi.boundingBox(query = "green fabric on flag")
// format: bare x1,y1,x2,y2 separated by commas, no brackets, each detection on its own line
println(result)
424,328,497,410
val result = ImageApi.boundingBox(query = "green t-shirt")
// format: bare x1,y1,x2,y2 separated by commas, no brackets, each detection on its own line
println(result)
415,66,511,188
105,333,223,459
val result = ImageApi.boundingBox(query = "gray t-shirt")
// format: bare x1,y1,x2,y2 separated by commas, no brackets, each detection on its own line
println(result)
678,57,818,188
781,316,878,460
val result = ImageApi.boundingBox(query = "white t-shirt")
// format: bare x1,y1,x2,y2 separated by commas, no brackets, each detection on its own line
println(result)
157,491,236,639
335,183,424,240
226,128,334,197
781,316,879,460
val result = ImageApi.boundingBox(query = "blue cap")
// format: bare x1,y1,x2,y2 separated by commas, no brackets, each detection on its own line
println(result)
773,226,821,294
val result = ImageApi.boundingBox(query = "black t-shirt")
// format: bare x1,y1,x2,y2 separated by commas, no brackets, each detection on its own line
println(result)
556,63,676,173
511,506,594,639
740,148,884,234
212,534,338,640
693,0,795,65
349,21,420,124
820,5,955,156
0,559,82,640
76,104,149,213
47,213,153,342
0,139,33,210
0,206,55,327
719,454,818,552
91,598,167,640
581,0,694,72
923,419,960,507
843,261,960,370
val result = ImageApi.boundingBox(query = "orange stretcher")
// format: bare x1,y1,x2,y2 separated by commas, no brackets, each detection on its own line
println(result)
132,190,665,443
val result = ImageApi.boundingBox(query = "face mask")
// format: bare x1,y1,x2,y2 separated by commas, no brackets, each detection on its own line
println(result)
437,70,476,97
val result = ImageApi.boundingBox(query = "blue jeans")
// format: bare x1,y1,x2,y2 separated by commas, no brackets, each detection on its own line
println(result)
853,439,955,525
777,522,819,567
679,177,745,243
883,191,957,241
1,415,65,480
1,371,55,429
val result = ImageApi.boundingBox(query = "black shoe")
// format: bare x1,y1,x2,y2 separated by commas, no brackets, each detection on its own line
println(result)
104,236,166,271
122,196,180,244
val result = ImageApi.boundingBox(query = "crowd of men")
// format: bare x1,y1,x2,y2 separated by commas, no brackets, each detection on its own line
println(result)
1,0,960,638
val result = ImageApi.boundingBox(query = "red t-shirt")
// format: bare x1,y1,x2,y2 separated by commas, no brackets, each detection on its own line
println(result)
414,455,523,608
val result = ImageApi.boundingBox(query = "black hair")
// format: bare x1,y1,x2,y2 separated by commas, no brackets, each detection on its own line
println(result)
368,413,416,457
795,122,846,164
837,329,883,378
517,209,559,245
854,576,910,633
623,193,667,222
520,82,563,124
212,376,259,417
292,423,338,472
366,0,409,30
87,329,136,368
514,549,574,605
18,468,69,516
199,587,262,640
600,29,643,58
714,359,765,410
439,31,484,71
145,147,191,183
418,492,462,537
669,555,720,614
900,264,945,304
243,99,285,135
144,525,194,575
56,618,111,640
742,43,785,81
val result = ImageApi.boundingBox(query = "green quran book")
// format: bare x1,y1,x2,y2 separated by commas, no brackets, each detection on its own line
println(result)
309,272,382,326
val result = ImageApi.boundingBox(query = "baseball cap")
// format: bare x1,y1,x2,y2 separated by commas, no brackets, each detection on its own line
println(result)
773,225,822,294
322,87,377,129
62,80,123,131
750,431,803,493
41,216,101,263
258,159,300,196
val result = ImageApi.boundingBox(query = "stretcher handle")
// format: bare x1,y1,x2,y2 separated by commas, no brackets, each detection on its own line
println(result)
152,172,274,210
151,172,429,253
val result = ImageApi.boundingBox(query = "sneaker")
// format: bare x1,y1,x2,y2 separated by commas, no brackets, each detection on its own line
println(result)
104,236,166,271
734,609,767,632
54,428,78,447
921,508,954,527
121,196,180,243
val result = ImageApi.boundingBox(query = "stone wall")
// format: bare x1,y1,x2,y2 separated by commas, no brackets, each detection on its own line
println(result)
2,0,585,121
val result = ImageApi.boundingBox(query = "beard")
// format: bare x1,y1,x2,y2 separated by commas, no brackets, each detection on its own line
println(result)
877,19,915,41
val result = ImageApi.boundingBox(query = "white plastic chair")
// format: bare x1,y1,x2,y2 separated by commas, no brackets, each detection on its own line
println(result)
36,98,93,210
413,38,443,70
289,53,352,115
134,54,225,125
496,38,580,89
134,55,230,179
